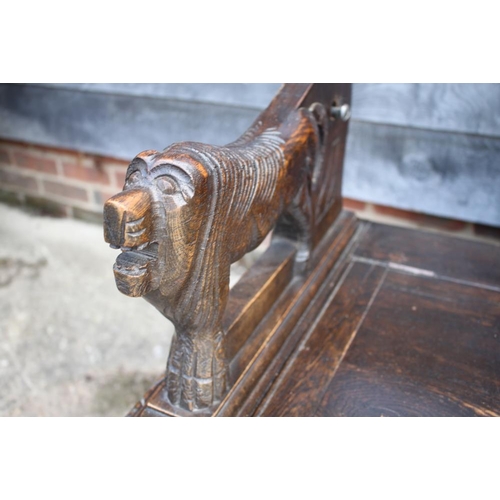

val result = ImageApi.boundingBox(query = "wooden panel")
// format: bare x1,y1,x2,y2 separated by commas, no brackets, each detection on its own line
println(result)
129,219,500,417
256,262,386,417
230,219,362,416
353,223,500,289
215,212,359,417
317,271,500,417
224,240,296,361
343,120,500,226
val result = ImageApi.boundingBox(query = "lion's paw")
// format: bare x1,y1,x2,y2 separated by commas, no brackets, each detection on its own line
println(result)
166,334,228,411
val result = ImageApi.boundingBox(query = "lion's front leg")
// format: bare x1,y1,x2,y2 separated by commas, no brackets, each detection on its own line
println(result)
166,329,228,411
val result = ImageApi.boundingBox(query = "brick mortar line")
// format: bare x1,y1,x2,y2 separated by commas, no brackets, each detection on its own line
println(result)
0,184,102,213
7,147,69,170
54,156,64,177
0,182,39,198
1,163,113,191
0,165,101,211
353,202,499,246
2,142,128,173
0,138,128,166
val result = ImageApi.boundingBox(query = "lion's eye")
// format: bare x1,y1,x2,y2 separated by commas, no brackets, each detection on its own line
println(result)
127,171,141,185
156,176,177,195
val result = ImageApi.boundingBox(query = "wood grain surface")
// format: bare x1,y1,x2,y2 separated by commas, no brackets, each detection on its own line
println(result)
316,271,500,417
218,212,358,416
353,223,500,289
252,221,500,416
256,262,386,417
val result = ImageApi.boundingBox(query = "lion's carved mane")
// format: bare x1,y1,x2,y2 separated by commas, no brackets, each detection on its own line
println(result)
105,105,325,412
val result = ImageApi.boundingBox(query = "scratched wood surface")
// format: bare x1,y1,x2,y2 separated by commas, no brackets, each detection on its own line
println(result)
256,262,386,417
255,222,500,417
316,271,500,417
353,223,500,288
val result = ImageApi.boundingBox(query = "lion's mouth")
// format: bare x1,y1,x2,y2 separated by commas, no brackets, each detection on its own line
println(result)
112,242,159,276
109,241,159,297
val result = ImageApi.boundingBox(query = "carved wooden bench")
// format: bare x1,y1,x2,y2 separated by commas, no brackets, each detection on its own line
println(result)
104,83,500,417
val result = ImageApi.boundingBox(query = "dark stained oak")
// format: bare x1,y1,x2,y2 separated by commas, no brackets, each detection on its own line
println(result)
353,223,500,290
316,271,500,417
137,407,168,417
217,212,358,417
256,262,386,417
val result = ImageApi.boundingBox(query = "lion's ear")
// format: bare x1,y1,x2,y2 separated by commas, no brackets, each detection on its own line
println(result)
125,157,148,185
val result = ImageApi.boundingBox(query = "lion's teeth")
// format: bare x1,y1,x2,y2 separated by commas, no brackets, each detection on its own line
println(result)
121,246,132,251
138,243,148,251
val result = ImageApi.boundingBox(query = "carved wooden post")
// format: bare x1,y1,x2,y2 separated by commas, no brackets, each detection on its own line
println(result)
103,84,351,414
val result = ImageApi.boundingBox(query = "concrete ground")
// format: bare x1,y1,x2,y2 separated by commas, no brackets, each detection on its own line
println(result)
0,203,253,417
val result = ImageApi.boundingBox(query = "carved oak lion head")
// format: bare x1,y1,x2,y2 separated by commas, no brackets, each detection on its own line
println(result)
103,149,207,304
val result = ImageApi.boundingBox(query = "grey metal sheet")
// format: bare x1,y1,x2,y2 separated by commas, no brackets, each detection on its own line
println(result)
352,84,500,138
0,84,261,158
343,120,500,226
32,83,282,109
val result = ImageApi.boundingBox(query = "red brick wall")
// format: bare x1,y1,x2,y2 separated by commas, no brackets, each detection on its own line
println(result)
342,197,500,241
0,139,128,221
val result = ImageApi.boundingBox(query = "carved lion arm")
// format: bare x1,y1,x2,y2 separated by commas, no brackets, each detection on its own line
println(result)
104,83,351,413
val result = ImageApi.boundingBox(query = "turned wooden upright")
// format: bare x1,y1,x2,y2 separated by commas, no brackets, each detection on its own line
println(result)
103,84,352,415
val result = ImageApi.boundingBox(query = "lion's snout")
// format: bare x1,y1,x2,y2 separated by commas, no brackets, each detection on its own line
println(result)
104,188,159,298
104,188,153,248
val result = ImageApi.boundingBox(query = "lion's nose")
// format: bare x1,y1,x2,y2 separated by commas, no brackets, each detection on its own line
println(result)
104,188,152,247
